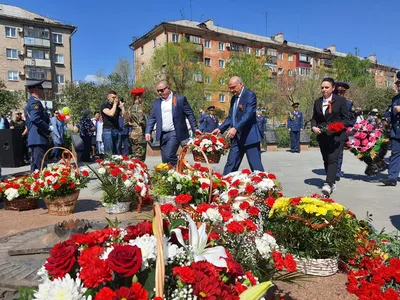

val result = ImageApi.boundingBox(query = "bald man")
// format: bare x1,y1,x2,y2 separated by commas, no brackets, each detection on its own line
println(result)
212,76,264,174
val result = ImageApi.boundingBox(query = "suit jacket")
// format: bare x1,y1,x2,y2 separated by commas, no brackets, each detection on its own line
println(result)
51,116,64,144
24,95,50,146
219,88,262,146
287,111,303,131
199,113,206,132
257,115,267,134
203,114,219,133
390,94,400,139
145,93,198,142
311,94,350,141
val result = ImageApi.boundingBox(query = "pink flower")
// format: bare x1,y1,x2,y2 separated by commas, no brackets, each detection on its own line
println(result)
353,132,362,139
359,132,367,139
353,139,361,147
361,138,369,146
366,124,374,131
360,146,368,152
368,136,376,143
375,130,382,138
346,141,352,147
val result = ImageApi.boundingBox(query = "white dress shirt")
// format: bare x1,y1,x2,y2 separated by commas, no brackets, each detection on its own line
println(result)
322,94,333,115
161,92,175,132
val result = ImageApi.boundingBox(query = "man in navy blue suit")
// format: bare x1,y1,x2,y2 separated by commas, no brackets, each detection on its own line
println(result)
212,76,264,175
203,106,219,133
145,80,201,165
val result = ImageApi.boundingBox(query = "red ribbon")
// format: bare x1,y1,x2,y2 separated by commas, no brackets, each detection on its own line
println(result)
323,100,332,114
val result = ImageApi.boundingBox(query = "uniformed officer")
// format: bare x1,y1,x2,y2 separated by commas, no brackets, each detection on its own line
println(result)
24,80,50,171
287,102,303,153
127,88,147,162
256,109,267,150
203,106,219,133
380,76,400,186
335,82,355,180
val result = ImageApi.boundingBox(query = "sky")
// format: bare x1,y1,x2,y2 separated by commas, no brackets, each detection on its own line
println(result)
4,0,400,82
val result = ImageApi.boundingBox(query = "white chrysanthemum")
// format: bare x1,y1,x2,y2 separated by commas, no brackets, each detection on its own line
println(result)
124,180,133,188
232,209,249,222
202,208,222,223
176,184,182,190
129,234,157,270
164,240,185,261
255,233,278,260
4,188,19,201
34,274,87,300
37,265,48,282
100,246,114,260
97,167,106,175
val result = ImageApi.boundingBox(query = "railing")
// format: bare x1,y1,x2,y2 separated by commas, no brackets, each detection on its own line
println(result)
24,58,51,68
24,37,50,47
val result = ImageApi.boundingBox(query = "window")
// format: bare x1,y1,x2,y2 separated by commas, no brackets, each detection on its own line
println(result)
296,67,311,76
219,94,226,102
52,33,63,44
278,53,283,60
219,78,225,85
153,38,157,48
24,26,49,39
205,76,211,84
26,67,48,80
205,94,212,101
187,35,201,44
6,48,18,59
27,49,49,59
56,74,65,84
245,47,251,55
218,42,225,51
54,54,64,64
205,57,211,66
288,69,293,76
5,27,17,37
288,54,293,62
267,49,277,56
278,68,284,74
172,33,179,43
255,48,260,56
141,46,144,55
204,40,211,48
380,71,383,77
8,71,18,81
193,72,202,82
299,53,311,63
218,59,225,68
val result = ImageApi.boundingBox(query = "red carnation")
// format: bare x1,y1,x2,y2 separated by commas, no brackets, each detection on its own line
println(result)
175,194,192,205
81,170,89,177
284,254,297,272
327,122,345,133
239,201,250,210
228,189,239,197
196,203,212,213
52,183,60,190
231,179,241,187
272,250,284,270
251,176,262,183
44,241,76,278
122,173,128,181
80,258,112,288
173,266,196,283
267,173,277,180
245,271,257,285
124,221,153,241
59,177,68,184
201,182,210,189
78,246,104,267
243,219,257,231
226,221,245,235
235,281,248,294
245,185,255,194
107,245,142,277
69,182,76,189
135,185,142,193
129,282,149,300
44,171,51,177
160,203,178,214
208,232,220,241
247,206,260,216
111,168,122,177
290,197,302,206
265,197,276,208
94,287,116,300
70,233,95,247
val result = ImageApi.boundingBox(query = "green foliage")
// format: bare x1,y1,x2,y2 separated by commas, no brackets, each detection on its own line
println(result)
17,287,35,300
370,231,400,258
333,54,374,87
0,80,25,115
275,127,290,148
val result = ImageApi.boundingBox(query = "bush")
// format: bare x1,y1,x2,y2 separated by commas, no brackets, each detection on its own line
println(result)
275,127,290,148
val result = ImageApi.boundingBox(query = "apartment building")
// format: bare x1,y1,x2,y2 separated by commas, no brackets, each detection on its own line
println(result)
130,19,399,111
0,4,76,101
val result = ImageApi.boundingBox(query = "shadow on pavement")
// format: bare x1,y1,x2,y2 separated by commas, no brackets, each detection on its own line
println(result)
390,215,400,231
304,178,325,188
341,173,386,183
312,169,326,176
74,199,103,212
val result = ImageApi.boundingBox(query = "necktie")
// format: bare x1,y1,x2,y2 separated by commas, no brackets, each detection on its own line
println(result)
232,96,239,127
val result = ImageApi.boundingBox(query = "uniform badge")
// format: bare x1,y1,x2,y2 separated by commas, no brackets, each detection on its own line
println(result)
33,104,40,110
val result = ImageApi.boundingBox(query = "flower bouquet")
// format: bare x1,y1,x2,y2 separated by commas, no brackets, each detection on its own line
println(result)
33,208,273,300
319,121,345,136
33,163,90,215
188,134,229,163
346,120,389,176
88,155,151,213
265,196,359,276
0,176,38,211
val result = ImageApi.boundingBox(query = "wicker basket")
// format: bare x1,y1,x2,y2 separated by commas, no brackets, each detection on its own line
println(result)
294,256,338,276
4,198,37,211
44,190,80,216
193,151,221,164
153,203,165,298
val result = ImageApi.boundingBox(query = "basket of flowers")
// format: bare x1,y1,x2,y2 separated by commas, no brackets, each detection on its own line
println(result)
188,134,229,163
37,147,90,215
88,155,151,214
346,120,389,176
0,176,38,211
265,196,359,276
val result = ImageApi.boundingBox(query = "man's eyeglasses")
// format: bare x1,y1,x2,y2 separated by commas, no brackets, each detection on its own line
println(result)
157,86,169,93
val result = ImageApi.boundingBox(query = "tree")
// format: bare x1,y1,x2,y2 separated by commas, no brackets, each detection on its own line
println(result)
136,41,207,115
333,54,374,87
0,80,25,115
107,58,134,102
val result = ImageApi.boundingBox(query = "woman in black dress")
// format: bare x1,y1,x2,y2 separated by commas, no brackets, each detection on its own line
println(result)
311,78,350,196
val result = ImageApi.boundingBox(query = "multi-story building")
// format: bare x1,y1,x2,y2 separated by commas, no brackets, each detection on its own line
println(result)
0,3,76,101
130,19,399,111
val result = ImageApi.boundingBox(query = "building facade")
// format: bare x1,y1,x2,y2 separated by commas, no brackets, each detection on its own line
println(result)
0,4,76,101
130,19,399,111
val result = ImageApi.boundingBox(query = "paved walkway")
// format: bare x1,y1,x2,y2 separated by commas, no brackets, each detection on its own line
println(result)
1,149,399,237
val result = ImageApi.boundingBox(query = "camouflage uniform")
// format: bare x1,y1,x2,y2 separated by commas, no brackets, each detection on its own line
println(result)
127,103,147,162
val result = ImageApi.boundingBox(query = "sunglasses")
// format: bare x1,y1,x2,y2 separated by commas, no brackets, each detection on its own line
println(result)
157,86,169,93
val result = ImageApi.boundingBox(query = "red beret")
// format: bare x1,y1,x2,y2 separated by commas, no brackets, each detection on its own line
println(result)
130,87,145,95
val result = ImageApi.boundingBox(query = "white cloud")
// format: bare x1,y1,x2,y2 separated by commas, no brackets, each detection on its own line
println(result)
84,74,100,83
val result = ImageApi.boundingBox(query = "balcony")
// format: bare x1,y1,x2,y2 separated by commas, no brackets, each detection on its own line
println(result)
266,56,278,65
24,37,50,48
322,59,333,67
24,58,51,68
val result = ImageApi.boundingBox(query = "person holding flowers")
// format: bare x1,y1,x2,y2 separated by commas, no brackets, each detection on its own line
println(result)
311,78,350,196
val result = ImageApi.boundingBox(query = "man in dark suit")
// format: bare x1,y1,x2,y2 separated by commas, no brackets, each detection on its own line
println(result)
212,76,264,175
287,102,303,153
203,106,219,133
145,80,201,165
24,80,50,171
380,77,400,186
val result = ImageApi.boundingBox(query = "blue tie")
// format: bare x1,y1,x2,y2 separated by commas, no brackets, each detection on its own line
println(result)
232,96,239,127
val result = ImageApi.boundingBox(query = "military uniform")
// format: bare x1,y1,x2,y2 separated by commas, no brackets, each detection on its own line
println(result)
128,88,147,162
203,106,219,133
287,103,303,153
24,81,50,171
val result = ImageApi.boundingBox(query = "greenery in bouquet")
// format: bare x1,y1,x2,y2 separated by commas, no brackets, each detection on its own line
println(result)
219,169,282,203
0,176,36,201
32,217,272,300
265,196,358,260
32,164,90,201
88,155,150,206
188,133,229,155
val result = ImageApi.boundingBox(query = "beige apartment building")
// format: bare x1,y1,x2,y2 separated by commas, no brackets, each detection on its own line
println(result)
0,3,76,101
130,19,399,111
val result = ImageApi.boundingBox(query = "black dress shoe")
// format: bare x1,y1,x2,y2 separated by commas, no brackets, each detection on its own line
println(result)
379,179,397,186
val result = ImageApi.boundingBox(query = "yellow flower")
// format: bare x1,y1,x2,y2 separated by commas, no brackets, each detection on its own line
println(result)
269,198,290,217
302,204,318,214
316,207,328,216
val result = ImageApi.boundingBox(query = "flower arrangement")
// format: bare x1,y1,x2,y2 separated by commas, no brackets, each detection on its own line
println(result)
265,196,359,259
0,176,36,201
327,122,345,133
88,155,150,206
188,134,229,155
219,169,282,203
33,217,273,299
33,163,90,201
